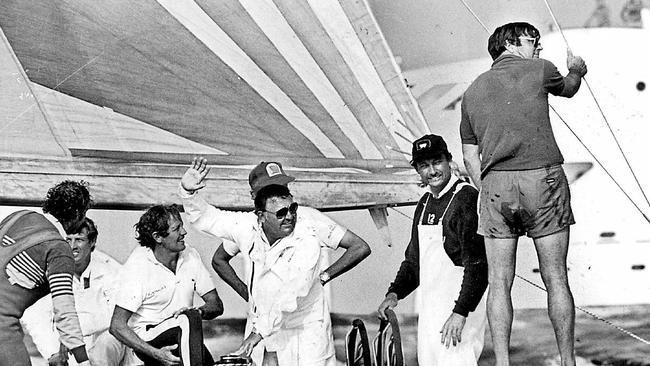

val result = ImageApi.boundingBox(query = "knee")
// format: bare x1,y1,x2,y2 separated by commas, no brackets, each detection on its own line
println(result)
539,267,570,289
487,270,515,291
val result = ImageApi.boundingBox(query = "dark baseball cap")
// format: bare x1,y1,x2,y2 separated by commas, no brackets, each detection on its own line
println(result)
410,134,450,164
248,161,295,195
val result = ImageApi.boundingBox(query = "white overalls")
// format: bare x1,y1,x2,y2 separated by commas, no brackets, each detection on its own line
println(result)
416,183,487,365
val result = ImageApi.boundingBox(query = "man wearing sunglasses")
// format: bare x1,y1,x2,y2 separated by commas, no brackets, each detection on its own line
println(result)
461,22,588,366
179,158,370,365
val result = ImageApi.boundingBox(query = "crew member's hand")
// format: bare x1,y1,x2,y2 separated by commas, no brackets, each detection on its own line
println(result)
181,157,210,193
155,345,181,366
566,48,587,77
47,352,68,366
235,332,263,357
440,312,466,348
48,343,69,366
377,293,399,321
171,306,191,318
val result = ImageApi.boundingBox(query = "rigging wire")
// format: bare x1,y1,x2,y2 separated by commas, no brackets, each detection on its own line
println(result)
389,206,650,348
550,105,650,223
456,0,650,224
515,274,650,347
541,0,650,217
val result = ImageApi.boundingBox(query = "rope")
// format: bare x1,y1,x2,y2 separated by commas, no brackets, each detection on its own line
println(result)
454,0,650,224
542,0,650,211
458,0,490,33
550,105,650,223
388,189,650,348
515,274,650,347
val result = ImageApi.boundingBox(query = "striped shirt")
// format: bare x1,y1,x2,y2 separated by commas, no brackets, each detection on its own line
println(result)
6,237,75,298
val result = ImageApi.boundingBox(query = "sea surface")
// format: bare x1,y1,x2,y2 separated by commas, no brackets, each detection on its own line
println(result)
27,305,650,365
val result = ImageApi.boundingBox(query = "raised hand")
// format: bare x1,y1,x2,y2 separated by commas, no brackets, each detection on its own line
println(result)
181,157,210,193
567,48,587,77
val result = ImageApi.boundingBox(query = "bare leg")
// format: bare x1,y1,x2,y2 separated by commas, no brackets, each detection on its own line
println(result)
533,228,575,366
484,237,518,366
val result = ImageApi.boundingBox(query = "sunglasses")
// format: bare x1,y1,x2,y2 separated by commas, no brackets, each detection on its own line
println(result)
263,202,299,219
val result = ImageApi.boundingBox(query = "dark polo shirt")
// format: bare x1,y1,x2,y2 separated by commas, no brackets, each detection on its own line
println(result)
460,54,566,178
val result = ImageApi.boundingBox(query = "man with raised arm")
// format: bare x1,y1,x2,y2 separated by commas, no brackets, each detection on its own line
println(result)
210,161,371,302
0,180,93,366
461,22,588,366
179,158,361,365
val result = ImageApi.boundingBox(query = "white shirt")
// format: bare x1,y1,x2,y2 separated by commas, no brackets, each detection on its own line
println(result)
21,250,121,358
114,246,214,338
180,189,336,350
180,189,345,292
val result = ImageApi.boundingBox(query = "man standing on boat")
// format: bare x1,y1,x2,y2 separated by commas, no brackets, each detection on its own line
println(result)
192,159,371,364
377,134,488,365
461,22,588,366
179,158,370,365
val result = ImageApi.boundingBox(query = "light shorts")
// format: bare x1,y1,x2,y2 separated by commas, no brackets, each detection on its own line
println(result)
478,165,574,239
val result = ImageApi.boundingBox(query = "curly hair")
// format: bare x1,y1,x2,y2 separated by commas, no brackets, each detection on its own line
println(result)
488,22,540,60
42,180,92,222
135,204,182,249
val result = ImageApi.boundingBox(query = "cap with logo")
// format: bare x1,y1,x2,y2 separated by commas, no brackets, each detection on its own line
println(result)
248,161,295,195
410,134,450,165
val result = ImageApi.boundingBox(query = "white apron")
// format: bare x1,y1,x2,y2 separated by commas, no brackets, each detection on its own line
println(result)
417,189,487,366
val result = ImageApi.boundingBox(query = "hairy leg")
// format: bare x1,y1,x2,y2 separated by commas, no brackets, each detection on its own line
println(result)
485,237,518,366
534,228,575,366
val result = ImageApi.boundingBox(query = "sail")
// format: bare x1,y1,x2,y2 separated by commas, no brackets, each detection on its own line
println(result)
0,0,427,210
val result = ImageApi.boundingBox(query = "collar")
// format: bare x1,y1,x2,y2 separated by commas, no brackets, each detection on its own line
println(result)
492,53,522,67
428,174,459,199
43,212,66,237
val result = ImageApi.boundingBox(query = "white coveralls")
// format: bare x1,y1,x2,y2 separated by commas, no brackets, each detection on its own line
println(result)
22,251,135,366
180,189,339,365
416,181,487,365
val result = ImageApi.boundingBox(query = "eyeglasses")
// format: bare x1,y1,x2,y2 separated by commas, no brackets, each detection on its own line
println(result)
519,36,540,48
262,202,298,220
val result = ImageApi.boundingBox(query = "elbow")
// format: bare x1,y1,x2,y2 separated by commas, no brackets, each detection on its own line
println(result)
214,298,225,318
359,242,371,259
211,256,230,274
108,322,119,339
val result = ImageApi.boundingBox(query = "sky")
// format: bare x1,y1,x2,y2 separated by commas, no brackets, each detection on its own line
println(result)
370,0,632,68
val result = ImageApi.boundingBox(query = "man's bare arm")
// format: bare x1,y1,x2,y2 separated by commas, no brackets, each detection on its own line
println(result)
199,289,224,320
323,230,371,283
211,244,248,301
109,306,180,366
561,49,587,98
462,144,482,190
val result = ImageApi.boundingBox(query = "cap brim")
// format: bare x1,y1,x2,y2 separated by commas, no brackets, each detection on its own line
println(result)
251,175,295,194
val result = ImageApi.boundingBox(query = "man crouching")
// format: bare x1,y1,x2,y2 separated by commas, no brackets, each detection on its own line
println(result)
110,205,223,366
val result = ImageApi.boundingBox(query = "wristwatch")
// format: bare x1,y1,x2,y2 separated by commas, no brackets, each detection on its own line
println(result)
319,271,331,285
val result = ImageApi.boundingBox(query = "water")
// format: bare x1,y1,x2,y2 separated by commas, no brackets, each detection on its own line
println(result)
29,305,649,365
